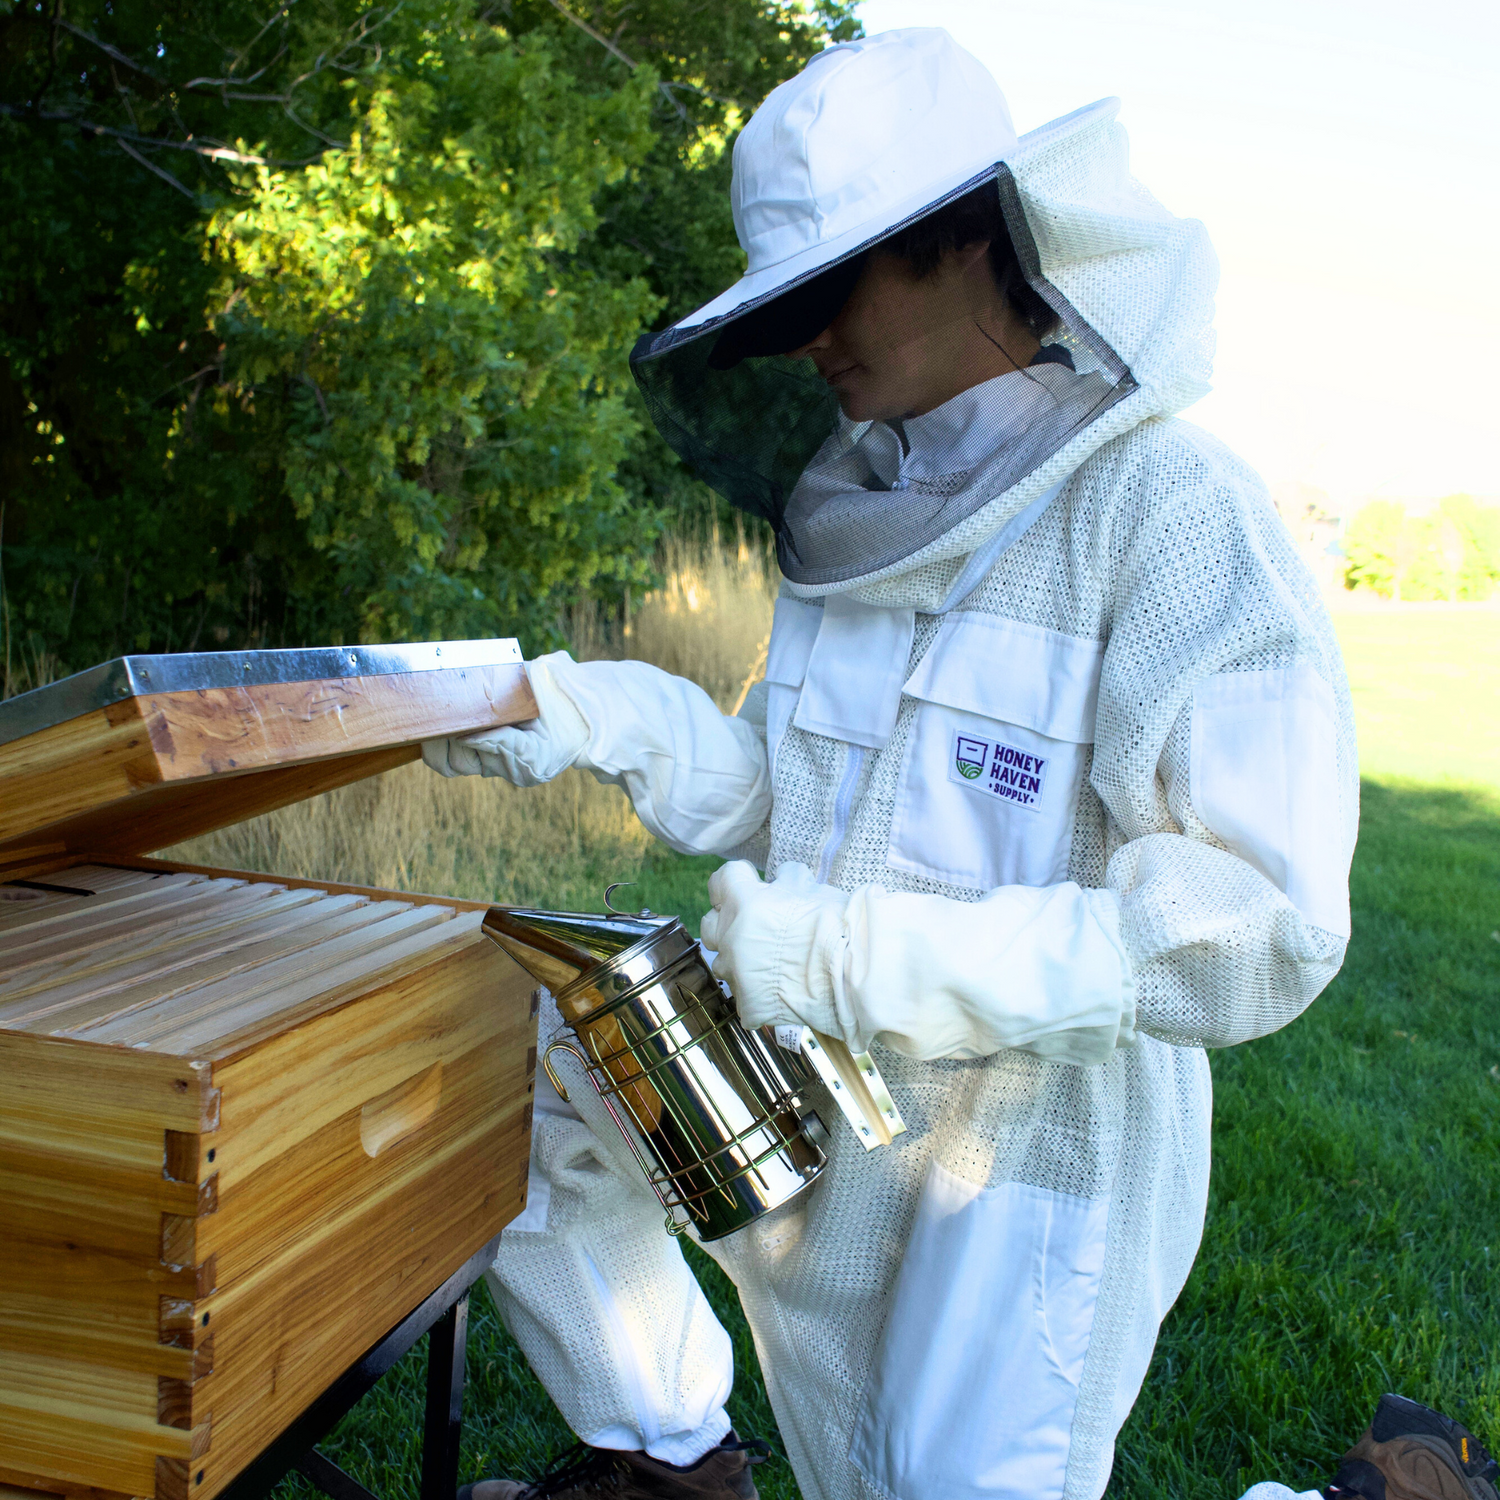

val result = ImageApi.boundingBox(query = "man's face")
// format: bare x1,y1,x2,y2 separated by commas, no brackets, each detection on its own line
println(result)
786,245,1036,423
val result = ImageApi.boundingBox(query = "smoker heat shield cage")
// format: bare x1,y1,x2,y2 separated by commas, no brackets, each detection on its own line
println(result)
483,902,829,1242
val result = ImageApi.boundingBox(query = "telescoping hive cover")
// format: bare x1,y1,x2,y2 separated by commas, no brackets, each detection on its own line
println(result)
0,639,535,865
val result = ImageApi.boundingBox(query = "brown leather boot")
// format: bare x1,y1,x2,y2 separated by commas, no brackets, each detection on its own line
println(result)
458,1434,769,1500
1325,1394,1498,1500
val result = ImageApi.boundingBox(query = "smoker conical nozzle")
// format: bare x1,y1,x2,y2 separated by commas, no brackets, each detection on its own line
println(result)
481,903,677,1015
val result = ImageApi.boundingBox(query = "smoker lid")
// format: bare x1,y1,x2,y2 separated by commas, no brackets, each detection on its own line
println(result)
0,640,536,875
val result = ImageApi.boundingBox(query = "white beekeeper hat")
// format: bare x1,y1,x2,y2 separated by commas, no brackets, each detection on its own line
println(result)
629,26,1218,591
678,27,1020,336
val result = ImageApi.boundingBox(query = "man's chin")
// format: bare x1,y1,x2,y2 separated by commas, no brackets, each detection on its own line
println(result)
834,385,884,422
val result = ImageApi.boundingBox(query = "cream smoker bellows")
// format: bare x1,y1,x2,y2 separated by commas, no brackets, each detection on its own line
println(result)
483,888,906,1242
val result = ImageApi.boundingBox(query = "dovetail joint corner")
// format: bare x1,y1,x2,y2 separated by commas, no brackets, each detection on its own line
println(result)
163,1129,200,1184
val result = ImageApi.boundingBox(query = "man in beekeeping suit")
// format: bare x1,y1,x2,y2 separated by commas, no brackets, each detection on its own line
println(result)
424,26,1389,1500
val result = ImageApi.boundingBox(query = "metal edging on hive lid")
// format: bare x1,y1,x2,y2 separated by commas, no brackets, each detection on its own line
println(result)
0,639,524,748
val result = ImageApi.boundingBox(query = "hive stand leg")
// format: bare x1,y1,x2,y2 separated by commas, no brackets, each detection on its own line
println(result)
420,1296,470,1500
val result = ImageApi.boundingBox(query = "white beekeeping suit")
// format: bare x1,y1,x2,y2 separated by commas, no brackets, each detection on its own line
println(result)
425,27,1358,1500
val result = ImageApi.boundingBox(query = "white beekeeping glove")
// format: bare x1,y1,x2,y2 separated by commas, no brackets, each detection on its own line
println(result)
422,651,588,785
839,882,1135,1063
703,860,1135,1066
423,652,771,858
700,861,854,1038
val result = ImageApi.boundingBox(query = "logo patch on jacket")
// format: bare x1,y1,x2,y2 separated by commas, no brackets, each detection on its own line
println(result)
948,731,1047,809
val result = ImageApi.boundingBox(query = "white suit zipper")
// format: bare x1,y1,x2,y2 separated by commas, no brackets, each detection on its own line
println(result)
816,745,866,884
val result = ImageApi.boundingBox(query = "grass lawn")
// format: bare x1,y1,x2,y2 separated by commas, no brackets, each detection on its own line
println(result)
1331,605,1500,789
273,607,1500,1500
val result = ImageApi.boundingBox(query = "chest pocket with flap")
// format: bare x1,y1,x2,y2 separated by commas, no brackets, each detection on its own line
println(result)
889,614,1104,891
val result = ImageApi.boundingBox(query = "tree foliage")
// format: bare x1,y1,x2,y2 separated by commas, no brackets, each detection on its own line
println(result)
0,0,858,670
1342,496,1500,602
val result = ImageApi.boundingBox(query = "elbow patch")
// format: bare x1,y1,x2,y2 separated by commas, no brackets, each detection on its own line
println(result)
1190,665,1351,938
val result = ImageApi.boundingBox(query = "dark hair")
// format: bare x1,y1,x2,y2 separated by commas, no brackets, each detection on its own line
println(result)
881,180,1060,340
706,178,1059,369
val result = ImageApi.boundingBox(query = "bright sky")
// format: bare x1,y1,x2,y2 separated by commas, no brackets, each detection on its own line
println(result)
857,0,1499,512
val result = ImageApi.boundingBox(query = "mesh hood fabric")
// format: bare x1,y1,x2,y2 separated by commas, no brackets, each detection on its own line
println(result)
782,361,1118,585
632,97,1216,593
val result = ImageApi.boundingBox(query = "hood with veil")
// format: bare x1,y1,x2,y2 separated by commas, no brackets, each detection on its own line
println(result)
629,29,1219,605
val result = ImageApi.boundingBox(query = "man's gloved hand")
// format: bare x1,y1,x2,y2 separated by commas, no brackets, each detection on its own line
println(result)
705,868,1136,1065
700,861,854,1040
422,651,589,786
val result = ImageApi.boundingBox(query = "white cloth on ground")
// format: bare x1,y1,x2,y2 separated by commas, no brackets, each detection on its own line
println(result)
1237,1486,1324,1500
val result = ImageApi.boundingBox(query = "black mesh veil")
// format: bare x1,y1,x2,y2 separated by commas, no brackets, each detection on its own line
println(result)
630,164,1137,587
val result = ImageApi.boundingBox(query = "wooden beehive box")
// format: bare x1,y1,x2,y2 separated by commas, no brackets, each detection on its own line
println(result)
0,642,542,1500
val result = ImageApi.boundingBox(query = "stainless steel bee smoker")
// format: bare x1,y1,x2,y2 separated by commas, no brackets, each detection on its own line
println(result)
482,890,833,1242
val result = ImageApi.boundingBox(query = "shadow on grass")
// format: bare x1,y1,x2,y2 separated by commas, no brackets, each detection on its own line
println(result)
273,779,1500,1500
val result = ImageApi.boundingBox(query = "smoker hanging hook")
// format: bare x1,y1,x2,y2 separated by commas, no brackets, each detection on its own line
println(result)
603,881,652,918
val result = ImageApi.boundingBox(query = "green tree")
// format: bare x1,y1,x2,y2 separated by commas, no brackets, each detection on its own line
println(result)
1438,494,1500,600
0,0,857,673
208,12,664,644
1343,502,1405,598
1342,496,1500,602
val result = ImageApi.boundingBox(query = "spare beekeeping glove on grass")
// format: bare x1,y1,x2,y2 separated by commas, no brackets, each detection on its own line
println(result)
423,652,770,856
704,862,1135,1066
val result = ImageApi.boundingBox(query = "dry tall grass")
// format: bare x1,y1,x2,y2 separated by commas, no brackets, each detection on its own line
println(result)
568,525,777,709
163,529,778,903
1,630,58,701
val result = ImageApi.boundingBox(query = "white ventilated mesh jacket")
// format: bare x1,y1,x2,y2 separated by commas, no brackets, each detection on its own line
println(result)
488,95,1359,1500
715,416,1356,1500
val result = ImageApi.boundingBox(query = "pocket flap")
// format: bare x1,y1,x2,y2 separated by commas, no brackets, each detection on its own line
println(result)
903,614,1104,744
1190,665,1350,937
765,597,823,688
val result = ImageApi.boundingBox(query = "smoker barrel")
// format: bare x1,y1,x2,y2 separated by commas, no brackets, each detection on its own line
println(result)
483,901,828,1241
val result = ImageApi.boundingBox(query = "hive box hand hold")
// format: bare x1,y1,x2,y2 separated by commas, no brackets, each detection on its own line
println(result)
0,641,541,1500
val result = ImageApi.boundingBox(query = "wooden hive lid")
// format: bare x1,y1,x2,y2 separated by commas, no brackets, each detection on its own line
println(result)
0,639,536,876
